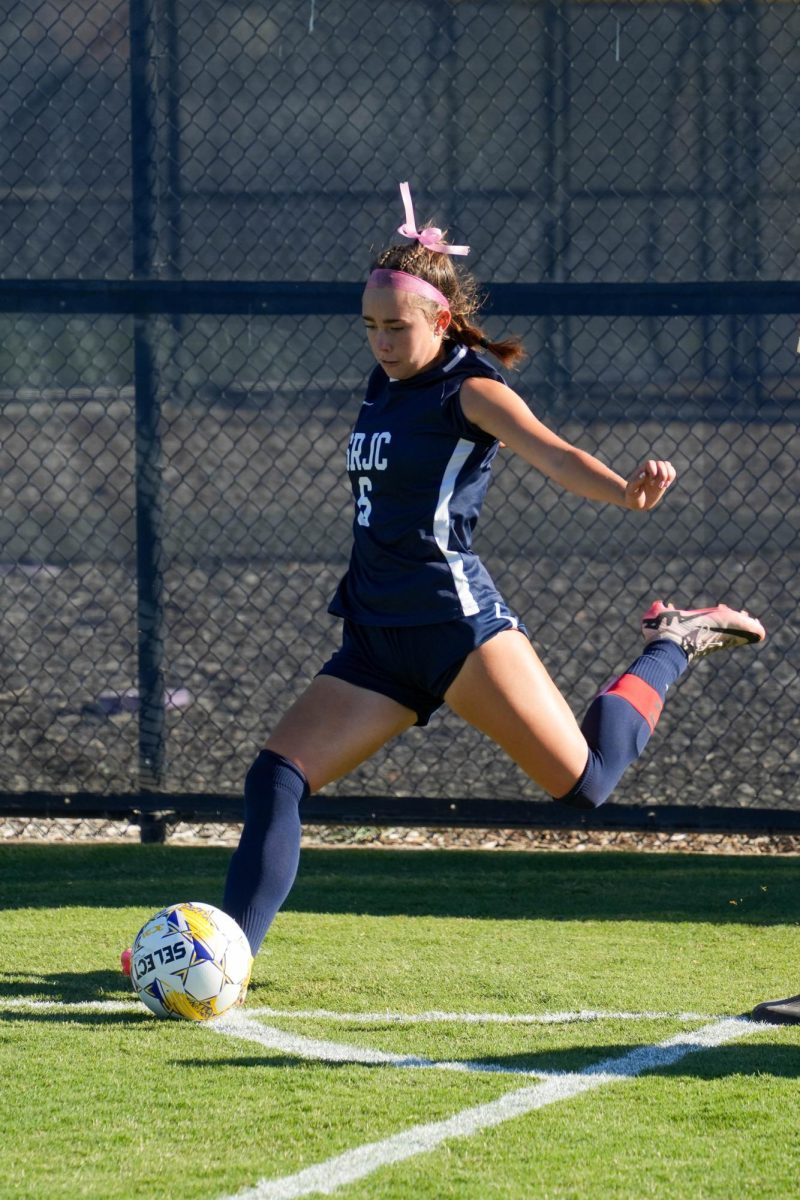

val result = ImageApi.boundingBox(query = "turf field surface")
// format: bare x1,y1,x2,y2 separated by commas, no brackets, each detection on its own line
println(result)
2,844,798,1199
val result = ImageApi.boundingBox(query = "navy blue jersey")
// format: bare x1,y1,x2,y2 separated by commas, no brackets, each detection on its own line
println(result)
329,344,508,626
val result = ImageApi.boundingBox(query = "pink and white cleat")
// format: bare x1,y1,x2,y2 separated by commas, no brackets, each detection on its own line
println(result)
641,600,766,663
120,947,132,977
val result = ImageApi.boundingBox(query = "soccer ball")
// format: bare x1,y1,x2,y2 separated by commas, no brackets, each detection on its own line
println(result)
130,901,252,1021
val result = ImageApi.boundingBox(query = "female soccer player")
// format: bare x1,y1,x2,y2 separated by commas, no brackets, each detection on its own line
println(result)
222,183,766,957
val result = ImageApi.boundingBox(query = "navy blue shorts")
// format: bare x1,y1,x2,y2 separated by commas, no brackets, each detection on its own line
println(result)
317,604,528,726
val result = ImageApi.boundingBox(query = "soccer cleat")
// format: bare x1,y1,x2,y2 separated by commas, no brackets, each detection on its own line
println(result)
751,994,800,1025
641,600,766,663
120,947,132,977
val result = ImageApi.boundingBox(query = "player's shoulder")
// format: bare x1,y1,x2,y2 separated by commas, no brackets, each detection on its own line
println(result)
445,345,506,387
441,349,506,447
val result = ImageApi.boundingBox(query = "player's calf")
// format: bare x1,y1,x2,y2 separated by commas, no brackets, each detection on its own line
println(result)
556,600,766,811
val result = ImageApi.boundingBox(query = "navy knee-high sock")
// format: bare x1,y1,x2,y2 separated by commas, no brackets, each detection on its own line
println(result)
223,749,308,955
557,639,688,810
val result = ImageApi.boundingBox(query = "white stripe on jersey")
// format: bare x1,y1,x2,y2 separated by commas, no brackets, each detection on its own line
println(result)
442,345,468,373
433,439,480,617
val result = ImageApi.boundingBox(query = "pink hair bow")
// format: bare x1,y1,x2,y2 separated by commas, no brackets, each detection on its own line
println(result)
397,181,470,256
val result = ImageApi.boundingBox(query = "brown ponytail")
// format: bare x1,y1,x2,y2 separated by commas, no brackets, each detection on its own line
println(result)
371,240,526,369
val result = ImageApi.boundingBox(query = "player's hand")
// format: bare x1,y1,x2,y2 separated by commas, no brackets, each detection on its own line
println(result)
624,459,676,511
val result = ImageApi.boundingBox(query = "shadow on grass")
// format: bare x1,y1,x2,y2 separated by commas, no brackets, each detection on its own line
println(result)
4,968,798,1081
1,1008,151,1025
2,842,799,923
0,968,135,1003
172,1041,800,1080
0,970,301,1006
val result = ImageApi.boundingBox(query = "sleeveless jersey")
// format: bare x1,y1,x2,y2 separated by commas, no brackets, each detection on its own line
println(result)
328,344,507,626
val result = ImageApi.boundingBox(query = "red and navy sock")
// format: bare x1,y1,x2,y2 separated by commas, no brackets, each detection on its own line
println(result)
556,638,688,809
222,749,307,955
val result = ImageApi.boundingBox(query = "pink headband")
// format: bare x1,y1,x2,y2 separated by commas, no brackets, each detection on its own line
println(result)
397,181,470,256
365,269,450,310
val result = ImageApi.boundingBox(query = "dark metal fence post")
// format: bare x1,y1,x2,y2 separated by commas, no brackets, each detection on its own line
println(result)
740,0,764,403
157,0,190,405
542,0,571,404
130,0,166,825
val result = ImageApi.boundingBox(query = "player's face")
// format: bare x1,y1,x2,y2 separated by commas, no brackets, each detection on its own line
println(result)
362,289,450,380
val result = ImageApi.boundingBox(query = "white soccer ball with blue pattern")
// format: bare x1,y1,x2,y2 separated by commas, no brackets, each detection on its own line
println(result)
130,901,252,1021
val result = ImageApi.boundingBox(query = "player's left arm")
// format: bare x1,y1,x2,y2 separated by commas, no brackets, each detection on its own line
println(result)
460,376,675,512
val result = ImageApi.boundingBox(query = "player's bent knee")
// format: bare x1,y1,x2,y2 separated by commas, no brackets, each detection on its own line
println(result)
551,755,610,810
554,786,607,811
246,749,310,814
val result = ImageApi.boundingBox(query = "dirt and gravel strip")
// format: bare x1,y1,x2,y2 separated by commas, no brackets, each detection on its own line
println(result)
3,816,800,856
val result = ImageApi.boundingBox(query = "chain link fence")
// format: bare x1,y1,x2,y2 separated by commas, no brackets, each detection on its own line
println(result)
1,1,798,837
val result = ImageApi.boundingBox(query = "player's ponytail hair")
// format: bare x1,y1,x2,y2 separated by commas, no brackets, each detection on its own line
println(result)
371,240,526,370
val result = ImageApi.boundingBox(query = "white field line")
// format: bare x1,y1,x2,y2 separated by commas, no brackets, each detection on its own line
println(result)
211,1014,546,1078
1,998,141,1012
243,1006,719,1025
1,999,719,1023
217,1016,760,1200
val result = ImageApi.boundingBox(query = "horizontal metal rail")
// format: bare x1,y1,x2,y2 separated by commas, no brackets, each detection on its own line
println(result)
1,278,799,317
2,792,800,844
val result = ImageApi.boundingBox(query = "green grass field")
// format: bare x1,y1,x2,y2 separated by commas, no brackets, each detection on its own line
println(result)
2,843,799,1200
